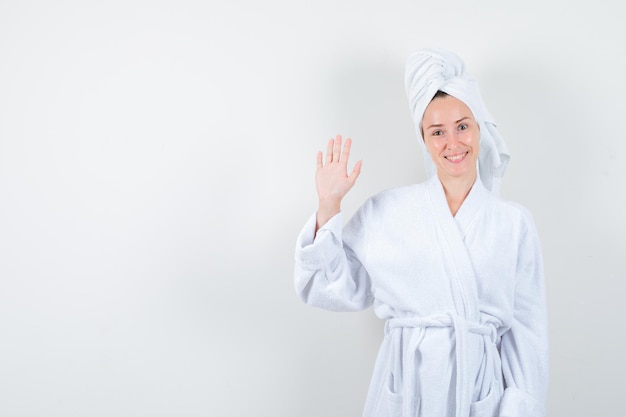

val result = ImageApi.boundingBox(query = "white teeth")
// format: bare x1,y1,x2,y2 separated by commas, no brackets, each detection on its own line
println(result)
446,152,467,162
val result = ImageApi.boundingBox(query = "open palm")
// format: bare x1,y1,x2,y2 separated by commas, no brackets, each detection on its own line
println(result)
315,134,362,230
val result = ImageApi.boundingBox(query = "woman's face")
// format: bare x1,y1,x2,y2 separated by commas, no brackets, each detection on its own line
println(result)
422,95,480,182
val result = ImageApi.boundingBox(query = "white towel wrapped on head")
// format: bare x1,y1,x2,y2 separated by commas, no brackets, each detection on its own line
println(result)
404,47,510,194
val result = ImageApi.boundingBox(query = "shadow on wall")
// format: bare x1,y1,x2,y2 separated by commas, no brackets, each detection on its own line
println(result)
316,53,425,208
288,55,414,417
478,64,589,210
479,59,623,416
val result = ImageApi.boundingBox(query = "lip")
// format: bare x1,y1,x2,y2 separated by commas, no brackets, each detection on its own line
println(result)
444,151,469,163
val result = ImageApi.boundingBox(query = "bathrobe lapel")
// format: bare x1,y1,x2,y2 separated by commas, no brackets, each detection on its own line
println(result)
426,174,488,321
425,175,491,417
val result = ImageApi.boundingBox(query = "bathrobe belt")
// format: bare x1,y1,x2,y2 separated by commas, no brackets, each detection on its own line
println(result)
385,314,498,417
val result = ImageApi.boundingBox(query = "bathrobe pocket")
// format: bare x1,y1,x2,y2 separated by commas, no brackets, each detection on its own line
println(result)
469,383,501,417
373,370,403,417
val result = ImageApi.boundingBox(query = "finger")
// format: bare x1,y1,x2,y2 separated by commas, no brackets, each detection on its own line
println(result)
316,151,323,170
325,138,334,164
341,137,352,164
348,160,362,185
332,134,342,163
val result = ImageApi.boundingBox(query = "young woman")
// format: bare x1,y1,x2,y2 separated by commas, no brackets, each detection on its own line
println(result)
294,48,548,417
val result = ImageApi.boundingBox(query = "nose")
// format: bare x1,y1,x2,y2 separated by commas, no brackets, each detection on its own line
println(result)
445,132,462,149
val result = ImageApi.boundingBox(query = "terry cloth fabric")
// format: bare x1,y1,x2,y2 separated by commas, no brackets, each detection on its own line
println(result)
404,47,510,195
294,174,549,417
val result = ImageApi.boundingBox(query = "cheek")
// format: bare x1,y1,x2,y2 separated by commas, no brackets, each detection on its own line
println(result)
461,131,479,147
425,138,444,152
470,135,480,158
472,134,480,149
425,142,441,158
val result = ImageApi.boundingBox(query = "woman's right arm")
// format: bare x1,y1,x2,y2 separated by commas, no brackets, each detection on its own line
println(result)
293,135,372,312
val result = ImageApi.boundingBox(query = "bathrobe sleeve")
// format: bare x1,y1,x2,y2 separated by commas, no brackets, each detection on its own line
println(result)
499,213,549,417
294,201,374,312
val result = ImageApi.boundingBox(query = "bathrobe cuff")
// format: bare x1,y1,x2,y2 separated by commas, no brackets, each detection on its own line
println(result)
295,212,343,270
499,387,545,417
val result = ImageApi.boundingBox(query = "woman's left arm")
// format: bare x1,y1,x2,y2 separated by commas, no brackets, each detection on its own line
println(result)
499,214,549,417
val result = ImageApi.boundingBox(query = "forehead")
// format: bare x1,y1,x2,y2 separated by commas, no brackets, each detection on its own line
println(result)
422,95,475,123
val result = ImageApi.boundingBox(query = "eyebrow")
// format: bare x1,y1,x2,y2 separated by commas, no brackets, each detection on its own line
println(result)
425,117,471,130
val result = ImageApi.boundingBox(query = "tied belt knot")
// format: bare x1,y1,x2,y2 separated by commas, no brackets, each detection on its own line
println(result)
385,314,498,417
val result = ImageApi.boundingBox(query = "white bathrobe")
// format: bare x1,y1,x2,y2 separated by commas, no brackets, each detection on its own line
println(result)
294,175,548,417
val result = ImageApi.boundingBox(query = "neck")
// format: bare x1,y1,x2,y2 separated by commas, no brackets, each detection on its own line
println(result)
437,172,477,217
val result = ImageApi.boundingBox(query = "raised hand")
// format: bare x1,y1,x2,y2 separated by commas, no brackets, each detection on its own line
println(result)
315,134,362,231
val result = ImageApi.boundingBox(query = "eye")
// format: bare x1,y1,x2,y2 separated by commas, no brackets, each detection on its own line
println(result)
458,123,468,131
432,130,443,136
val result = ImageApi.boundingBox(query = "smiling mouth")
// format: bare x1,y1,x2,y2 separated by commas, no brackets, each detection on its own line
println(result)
444,152,468,163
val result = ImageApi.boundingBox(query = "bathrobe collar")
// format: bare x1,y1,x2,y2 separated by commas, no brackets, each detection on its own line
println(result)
427,173,490,240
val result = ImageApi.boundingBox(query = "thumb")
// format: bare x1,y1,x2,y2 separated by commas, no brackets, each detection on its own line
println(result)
348,160,362,185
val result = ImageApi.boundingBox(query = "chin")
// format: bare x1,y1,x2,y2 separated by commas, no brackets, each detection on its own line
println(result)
439,166,477,180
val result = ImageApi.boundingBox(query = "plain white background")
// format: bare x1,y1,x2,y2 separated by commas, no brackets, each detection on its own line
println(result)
0,1,624,416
